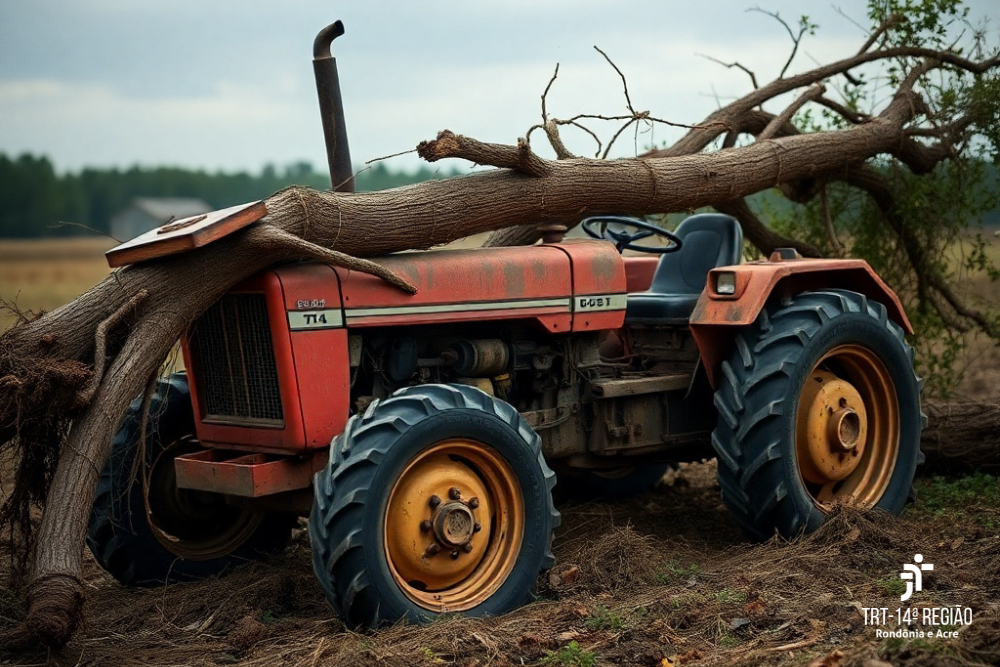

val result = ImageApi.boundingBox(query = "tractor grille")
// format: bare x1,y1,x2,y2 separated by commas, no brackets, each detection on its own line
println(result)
191,293,283,425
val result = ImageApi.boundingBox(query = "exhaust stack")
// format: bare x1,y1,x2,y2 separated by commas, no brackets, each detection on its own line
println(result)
313,21,354,192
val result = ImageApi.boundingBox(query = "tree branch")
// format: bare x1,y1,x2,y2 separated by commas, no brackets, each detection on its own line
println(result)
758,84,825,140
417,130,551,177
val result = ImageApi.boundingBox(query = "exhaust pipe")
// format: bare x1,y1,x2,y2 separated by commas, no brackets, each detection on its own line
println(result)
313,21,354,192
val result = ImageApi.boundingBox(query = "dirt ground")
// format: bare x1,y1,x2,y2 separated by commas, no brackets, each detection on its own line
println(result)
1,463,998,667
1,238,999,666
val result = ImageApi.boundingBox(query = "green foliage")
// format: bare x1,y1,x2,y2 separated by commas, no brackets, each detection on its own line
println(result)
758,0,1000,394
655,558,701,583
0,155,459,239
541,641,597,667
877,575,908,597
917,473,1000,511
712,589,747,604
584,605,627,631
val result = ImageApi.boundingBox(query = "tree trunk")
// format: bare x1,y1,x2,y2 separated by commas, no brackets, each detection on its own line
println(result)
921,401,1000,474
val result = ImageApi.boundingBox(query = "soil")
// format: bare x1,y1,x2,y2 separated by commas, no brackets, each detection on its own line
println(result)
1,461,998,667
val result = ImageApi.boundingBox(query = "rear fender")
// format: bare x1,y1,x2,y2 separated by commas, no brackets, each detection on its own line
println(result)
689,258,912,387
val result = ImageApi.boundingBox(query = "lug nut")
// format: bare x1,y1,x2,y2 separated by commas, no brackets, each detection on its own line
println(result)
449,487,461,500
425,543,441,556
462,543,473,553
429,495,441,509
473,522,482,533
419,519,432,532
451,550,460,559
468,497,479,509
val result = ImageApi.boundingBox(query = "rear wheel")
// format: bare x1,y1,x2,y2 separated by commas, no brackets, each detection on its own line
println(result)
87,374,293,586
711,290,924,540
309,383,559,627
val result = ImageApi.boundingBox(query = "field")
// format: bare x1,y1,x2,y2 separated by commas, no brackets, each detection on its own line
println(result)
1,239,999,666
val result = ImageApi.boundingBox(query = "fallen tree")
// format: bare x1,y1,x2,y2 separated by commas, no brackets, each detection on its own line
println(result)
2,0,999,649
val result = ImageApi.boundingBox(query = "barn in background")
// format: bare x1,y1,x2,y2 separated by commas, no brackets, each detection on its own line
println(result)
110,197,210,242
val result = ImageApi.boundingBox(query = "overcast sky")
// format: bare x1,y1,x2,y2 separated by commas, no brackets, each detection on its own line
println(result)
1,1,995,175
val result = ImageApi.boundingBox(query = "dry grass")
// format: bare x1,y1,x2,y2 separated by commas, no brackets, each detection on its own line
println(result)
2,461,998,666
0,238,113,330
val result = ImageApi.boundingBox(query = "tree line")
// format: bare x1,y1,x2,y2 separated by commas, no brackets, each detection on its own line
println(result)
0,153,460,238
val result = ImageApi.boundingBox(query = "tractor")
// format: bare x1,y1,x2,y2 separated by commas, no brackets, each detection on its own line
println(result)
87,22,923,628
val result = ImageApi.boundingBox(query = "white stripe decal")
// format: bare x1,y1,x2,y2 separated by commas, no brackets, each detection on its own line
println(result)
572,294,628,312
288,309,344,330
345,298,570,319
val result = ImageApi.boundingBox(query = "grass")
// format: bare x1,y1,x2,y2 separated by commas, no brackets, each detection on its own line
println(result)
876,576,908,598
914,473,1000,529
712,589,747,604
656,558,701,583
541,641,597,667
584,605,626,631
0,237,113,330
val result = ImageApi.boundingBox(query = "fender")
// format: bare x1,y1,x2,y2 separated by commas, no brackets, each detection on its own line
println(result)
689,257,912,387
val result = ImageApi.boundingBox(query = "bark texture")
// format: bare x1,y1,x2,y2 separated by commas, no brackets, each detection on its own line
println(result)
921,401,1000,474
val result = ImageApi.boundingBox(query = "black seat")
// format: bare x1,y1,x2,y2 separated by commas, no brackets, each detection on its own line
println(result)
625,214,743,324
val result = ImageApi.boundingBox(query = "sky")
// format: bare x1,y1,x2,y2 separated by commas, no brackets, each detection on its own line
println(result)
0,1,996,175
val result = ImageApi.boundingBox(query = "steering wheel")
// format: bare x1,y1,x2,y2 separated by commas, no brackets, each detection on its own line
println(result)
581,216,682,254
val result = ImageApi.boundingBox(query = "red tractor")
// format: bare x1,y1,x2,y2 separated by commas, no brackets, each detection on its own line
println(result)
87,22,923,628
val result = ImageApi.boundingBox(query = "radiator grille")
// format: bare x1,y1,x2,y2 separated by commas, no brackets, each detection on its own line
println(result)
191,293,283,424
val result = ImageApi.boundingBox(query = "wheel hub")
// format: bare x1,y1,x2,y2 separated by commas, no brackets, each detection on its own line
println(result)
383,440,523,612
433,501,475,547
795,369,869,485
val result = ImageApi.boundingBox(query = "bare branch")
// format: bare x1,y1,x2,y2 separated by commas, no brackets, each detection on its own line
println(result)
819,185,845,256
365,148,417,165
255,225,417,294
76,290,149,408
748,6,808,78
758,83,825,140
593,45,636,113
857,13,907,55
815,95,870,124
697,53,759,89
544,120,578,160
417,130,551,177
602,117,641,159
541,63,559,122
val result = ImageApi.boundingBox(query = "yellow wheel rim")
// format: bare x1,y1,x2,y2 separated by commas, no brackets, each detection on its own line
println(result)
383,439,524,612
794,344,900,509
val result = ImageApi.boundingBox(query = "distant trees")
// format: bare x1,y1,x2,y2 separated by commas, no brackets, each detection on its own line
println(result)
0,155,458,238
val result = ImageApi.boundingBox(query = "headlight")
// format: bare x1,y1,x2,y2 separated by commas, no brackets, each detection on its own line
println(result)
715,271,737,295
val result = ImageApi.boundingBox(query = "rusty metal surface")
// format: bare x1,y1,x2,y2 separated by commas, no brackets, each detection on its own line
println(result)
313,20,353,192
174,448,326,497
794,344,899,509
689,257,913,387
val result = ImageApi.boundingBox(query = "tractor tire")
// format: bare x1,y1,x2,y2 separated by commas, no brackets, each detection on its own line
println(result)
557,464,672,500
309,383,559,628
87,373,293,586
711,290,925,541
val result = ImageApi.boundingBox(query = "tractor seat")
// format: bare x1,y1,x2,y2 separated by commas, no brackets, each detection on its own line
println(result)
625,214,743,324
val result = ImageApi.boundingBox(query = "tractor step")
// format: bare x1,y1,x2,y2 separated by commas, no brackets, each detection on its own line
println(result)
174,448,326,497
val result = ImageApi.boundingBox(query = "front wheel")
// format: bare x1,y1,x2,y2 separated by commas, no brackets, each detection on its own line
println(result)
711,290,924,540
87,374,293,586
309,383,559,628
